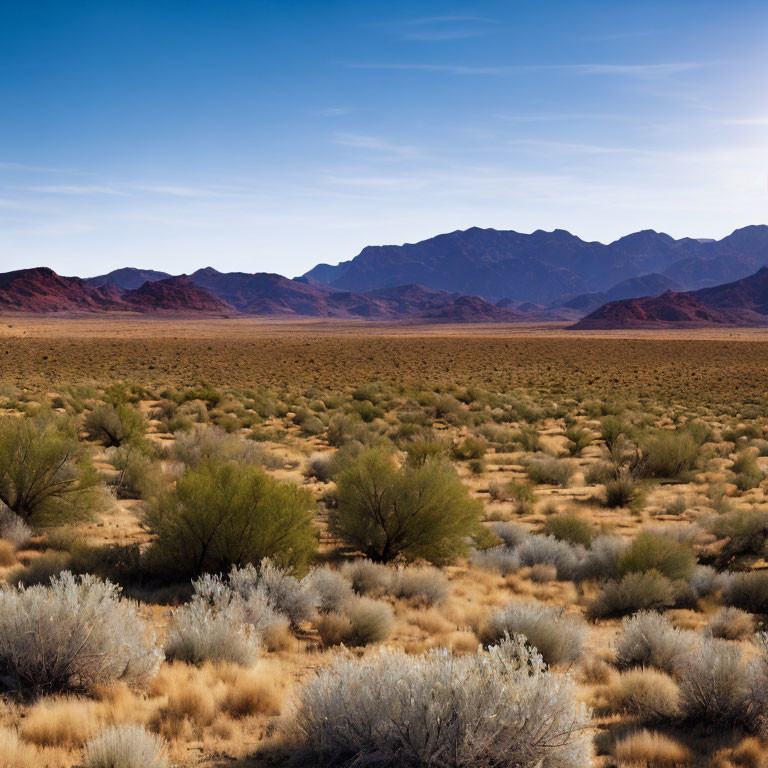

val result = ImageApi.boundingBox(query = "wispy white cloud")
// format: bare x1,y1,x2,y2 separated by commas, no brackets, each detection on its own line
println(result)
317,107,357,117
369,15,493,41
345,61,711,78
26,185,121,195
717,115,768,126
129,184,221,198
333,132,422,156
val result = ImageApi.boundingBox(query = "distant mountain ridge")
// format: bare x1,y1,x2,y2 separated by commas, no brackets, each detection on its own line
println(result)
0,268,230,314
6,223,768,322
302,225,768,304
572,267,768,329
0,267,535,322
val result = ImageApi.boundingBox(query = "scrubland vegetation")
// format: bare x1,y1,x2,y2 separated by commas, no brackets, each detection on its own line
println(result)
4,324,768,765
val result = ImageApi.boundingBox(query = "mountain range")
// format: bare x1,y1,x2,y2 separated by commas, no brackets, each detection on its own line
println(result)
303,224,768,305
0,266,533,322
572,267,768,329
2,224,768,324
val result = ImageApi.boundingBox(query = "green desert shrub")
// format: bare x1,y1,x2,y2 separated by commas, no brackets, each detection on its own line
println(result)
599,416,629,450
604,473,643,509
404,438,450,467
108,445,164,500
588,571,676,619
452,436,487,461
564,425,594,457
617,531,696,582
640,429,698,479
504,481,536,513
513,426,540,452
331,449,481,564
84,404,146,447
482,601,587,665
145,460,317,579
704,506,768,566
0,412,101,525
731,449,764,491
543,513,596,547
585,461,617,486
289,637,591,768
524,457,574,487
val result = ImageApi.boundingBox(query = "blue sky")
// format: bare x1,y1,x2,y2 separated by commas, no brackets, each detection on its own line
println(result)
1,0,767,277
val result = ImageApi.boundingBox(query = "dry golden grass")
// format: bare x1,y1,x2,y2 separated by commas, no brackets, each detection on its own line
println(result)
614,729,692,767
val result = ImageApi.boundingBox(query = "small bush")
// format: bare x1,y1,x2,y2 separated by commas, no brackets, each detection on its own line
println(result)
578,534,629,581
108,446,163,500
146,460,317,579
518,535,585,581
524,457,574,487
615,611,694,674
403,438,451,468
331,449,481,564
600,416,629,450
0,572,160,694
165,573,283,665
172,424,274,467
585,461,617,486
565,425,594,457
318,596,393,647
589,571,676,619
610,668,680,721
340,559,393,595
307,567,354,613
452,436,487,461
0,508,32,548
604,474,643,509
543,513,596,547
483,601,587,665
707,606,754,641
229,560,318,626
305,453,334,482
730,449,764,490
339,596,394,646
705,507,768,566
472,545,521,575
391,565,449,606
83,725,169,768
490,521,530,549
289,637,591,768
85,404,146,447
0,412,101,525
678,637,763,730
723,571,768,614
640,429,698,479
617,531,696,581
529,563,557,582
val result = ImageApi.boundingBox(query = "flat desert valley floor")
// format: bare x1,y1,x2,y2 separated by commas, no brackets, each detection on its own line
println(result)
2,317,768,767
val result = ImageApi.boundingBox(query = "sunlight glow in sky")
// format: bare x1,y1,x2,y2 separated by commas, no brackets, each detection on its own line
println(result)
1,0,767,276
